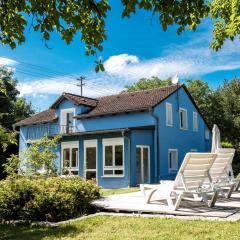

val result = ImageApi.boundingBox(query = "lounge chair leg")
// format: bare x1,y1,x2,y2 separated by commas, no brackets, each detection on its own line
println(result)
173,193,183,210
234,181,240,191
226,185,235,199
208,191,219,208
146,189,158,204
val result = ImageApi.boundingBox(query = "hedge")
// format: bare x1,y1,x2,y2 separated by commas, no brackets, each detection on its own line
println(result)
0,176,100,222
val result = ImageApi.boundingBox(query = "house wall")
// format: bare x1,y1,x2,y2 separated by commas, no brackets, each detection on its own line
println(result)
61,132,130,189
18,88,212,188
153,87,211,180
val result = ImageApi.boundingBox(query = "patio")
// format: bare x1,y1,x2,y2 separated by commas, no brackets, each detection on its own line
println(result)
93,189,240,221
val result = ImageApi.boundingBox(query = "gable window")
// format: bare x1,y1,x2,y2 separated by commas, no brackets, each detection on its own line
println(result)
61,142,79,175
193,112,198,131
179,108,188,130
60,108,75,133
168,149,178,172
103,138,124,177
166,103,173,126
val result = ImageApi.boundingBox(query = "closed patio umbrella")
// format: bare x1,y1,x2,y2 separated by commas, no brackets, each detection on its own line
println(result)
211,124,222,153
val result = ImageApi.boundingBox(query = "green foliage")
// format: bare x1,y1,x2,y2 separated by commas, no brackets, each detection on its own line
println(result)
0,176,100,222
24,135,62,176
1,1,239,68
3,154,22,177
124,77,171,92
0,66,34,179
221,141,234,148
0,1,110,61
0,126,17,152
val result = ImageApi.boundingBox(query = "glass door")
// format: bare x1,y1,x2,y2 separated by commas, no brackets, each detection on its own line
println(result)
61,142,79,175
84,140,97,181
136,145,150,184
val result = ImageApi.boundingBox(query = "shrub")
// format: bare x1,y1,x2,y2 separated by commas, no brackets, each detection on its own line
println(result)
0,176,100,222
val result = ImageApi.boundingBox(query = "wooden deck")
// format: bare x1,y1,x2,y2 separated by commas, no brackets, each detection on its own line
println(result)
93,190,240,220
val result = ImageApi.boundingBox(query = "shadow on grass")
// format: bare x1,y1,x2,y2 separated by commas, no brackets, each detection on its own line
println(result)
0,223,80,240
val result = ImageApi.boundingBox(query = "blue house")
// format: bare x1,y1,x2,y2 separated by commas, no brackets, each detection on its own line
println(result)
15,85,211,188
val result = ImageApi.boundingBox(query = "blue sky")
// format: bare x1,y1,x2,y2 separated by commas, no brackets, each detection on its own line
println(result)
1,1,240,111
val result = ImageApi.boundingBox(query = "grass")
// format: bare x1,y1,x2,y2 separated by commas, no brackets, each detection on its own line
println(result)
100,187,139,196
0,215,240,240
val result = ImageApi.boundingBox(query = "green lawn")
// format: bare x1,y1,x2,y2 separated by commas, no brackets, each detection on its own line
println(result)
100,187,139,196
1,216,240,240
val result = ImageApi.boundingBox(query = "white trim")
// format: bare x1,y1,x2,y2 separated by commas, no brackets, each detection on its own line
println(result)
179,108,188,130
61,141,79,174
102,138,124,177
84,139,98,180
166,102,173,127
136,145,150,184
193,111,198,131
60,108,76,133
168,149,178,173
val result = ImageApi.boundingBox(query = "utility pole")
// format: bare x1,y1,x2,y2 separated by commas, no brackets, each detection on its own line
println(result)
76,76,86,96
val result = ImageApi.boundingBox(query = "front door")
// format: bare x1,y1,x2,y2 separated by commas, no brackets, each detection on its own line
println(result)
136,145,150,184
84,140,97,181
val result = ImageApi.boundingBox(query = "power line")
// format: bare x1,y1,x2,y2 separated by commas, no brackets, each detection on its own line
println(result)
76,76,86,96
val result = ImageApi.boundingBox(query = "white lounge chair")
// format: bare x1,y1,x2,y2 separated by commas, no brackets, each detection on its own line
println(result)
141,153,219,210
208,148,239,197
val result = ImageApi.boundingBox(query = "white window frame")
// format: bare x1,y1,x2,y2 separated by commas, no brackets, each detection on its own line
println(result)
205,129,210,140
168,149,178,173
193,111,198,131
60,108,76,133
136,145,150,184
84,139,98,180
190,149,197,152
166,102,173,127
179,108,188,130
61,141,79,174
102,138,124,178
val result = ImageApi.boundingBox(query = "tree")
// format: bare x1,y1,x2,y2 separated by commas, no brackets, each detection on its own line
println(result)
0,1,239,71
124,77,171,92
0,67,35,178
4,135,62,177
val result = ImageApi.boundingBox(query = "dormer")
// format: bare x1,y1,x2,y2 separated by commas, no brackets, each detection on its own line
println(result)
50,92,98,133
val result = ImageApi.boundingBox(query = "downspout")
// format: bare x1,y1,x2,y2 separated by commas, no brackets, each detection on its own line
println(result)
149,107,160,183
122,130,131,188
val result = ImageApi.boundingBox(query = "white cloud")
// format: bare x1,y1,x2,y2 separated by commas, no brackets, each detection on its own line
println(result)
17,76,122,98
0,57,18,66
104,54,139,75
103,40,240,82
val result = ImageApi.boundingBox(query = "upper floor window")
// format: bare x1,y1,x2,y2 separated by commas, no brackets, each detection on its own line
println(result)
102,138,124,177
193,112,198,131
166,103,173,126
205,129,210,140
179,108,188,130
60,108,75,133
168,149,178,172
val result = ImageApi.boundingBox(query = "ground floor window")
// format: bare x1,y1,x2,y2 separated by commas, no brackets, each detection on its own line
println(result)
61,141,79,175
102,138,124,177
168,149,178,172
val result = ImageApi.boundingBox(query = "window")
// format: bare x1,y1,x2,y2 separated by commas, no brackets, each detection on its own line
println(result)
190,149,197,152
103,138,124,177
166,103,173,126
84,140,97,180
60,108,75,133
61,141,79,175
193,112,198,131
205,129,210,140
179,108,188,130
168,149,178,172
